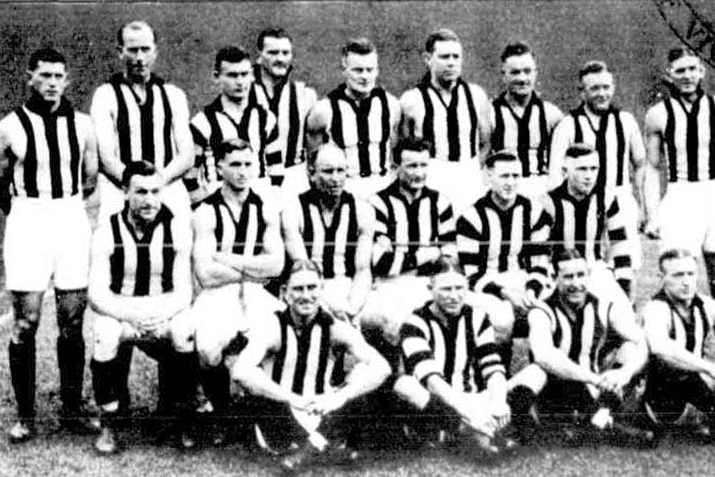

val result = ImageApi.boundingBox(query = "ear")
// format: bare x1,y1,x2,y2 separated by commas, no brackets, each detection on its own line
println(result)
422,51,431,67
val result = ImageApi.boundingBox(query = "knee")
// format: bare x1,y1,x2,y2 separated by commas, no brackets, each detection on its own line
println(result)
11,316,40,344
393,374,430,410
196,340,224,368
168,320,196,354
93,331,121,362
56,289,88,340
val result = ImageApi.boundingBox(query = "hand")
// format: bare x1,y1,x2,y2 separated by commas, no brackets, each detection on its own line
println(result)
461,409,496,439
289,394,311,412
305,392,347,417
374,235,394,255
136,314,170,338
490,400,511,430
642,219,660,240
415,245,441,265
597,368,630,394
501,287,533,314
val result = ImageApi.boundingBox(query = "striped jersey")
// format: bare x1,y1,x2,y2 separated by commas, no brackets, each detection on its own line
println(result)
107,205,182,297
649,289,711,357
190,92,281,180
326,84,396,177
297,189,359,279
529,291,618,372
491,92,560,176
262,308,346,397
253,66,316,168
400,301,505,393
650,91,715,182
456,193,550,288
3,97,86,199
198,188,267,256
370,180,456,277
544,183,634,281
401,75,489,162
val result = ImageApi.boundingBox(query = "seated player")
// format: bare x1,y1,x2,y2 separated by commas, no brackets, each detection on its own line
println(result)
508,249,651,447
396,255,511,454
190,138,284,436
231,259,391,473
281,142,374,321
88,161,196,454
457,150,550,373
642,248,715,439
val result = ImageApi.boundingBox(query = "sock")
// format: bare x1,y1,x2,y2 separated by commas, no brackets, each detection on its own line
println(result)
57,336,86,413
9,340,36,420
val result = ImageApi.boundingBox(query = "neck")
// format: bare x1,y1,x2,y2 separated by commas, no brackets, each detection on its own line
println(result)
124,71,151,86
127,211,153,237
398,183,423,203
506,91,532,108
557,292,584,315
221,183,250,204
345,86,369,102
318,191,341,211
221,93,247,111
584,103,608,116
490,190,516,210
290,308,318,329
428,301,461,326
431,75,457,94
566,182,589,201
665,289,694,312
29,91,61,114
259,66,286,91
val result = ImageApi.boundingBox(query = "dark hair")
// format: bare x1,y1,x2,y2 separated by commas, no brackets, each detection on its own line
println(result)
485,150,519,169
426,254,464,277
117,20,156,47
500,41,532,63
425,28,460,53
287,258,324,280
341,38,376,58
121,160,158,188
28,48,66,71
257,28,292,51
552,248,584,273
668,47,699,64
214,46,251,72
565,143,596,159
393,136,432,165
658,248,696,272
578,60,608,81
215,138,253,163
306,142,345,171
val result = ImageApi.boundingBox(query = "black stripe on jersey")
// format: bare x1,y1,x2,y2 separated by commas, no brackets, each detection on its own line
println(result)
683,97,700,181
286,82,300,168
42,114,63,198
355,98,371,176
139,85,155,163
464,309,477,392
446,87,461,162
461,80,479,159
571,106,627,188
110,81,132,165
418,83,436,157
614,114,626,186
205,189,266,255
272,314,289,383
663,99,678,182
211,199,224,251
66,109,81,195
594,114,608,189
536,99,549,172
314,320,332,394
109,213,125,294
158,84,174,166
14,108,38,197
654,290,709,354
710,97,715,178
493,94,548,176
379,89,391,175
160,212,175,293
203,104,224,152
289,311,334,394
329,94,344,149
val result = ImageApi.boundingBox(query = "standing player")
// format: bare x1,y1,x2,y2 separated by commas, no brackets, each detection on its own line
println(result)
90,20,193,221
88,161,196,454
231,259,390,473
0,48,98,442
188,46,282,205
642,248,715,438
491,42,563,198
456,151,551,372
304,38,401,199
550,61,645,267
643,48,715,297
281,143,374,322
189,138,284,433
508,249,651,446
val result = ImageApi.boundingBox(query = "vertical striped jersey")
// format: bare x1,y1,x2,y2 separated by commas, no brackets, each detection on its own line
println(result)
107,205,182,297
456,193,550,288
401,75,489,162
326,84,396,178
544,183,634,281
491,93,561,176
370,181,456,277
198,188,267,256
297,189,359,279
190,92,281,180
262,308,346,397
650,290,711,357
253,67,316,168
400,301,505,393
2,97,86,199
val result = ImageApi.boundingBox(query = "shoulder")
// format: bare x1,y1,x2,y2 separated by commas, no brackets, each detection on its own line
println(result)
543,100,564,125
400,312,430,337
163,83,188,100
354,196,375,222
307,98,332,123
640,298,673,323
399,87,424,110
0,110,20,134
91,83,116,101
192,200,218,230
465,82,489,101
644,100,668,130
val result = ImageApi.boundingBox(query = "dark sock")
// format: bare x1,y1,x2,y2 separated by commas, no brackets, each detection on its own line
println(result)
9,340,36,420
201,366,230,414
57,336,85,413
91,358,119,409
115,343,134,412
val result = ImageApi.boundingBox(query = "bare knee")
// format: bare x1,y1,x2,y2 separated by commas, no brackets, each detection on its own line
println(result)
55,288,88,341
10,292,43,344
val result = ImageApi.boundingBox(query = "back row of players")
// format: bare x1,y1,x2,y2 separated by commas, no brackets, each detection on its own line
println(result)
3,19,715,471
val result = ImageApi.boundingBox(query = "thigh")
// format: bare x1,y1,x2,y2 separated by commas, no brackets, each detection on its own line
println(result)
508,363,548,393
52,200,91,290
193,286,246,366
168,306,196,353
93,312,138,362
659,184,706,254
4,202,52,292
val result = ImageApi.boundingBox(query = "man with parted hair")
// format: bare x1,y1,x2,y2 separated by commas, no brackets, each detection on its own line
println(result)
0,47,98,442
187,46,282,205
305,38,401,199
643,47,715,298
91,20,194,221
490,41,563,198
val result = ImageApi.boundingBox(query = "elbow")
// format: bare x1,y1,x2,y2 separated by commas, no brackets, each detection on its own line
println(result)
374,355,392,383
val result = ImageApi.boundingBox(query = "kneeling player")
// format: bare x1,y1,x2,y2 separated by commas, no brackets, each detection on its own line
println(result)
508,249,652,446
642,248,715,438
89,161,196,454
231,259,390,473
396,255,510,454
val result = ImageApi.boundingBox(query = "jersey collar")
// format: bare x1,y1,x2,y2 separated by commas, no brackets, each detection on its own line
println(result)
25,93,73,117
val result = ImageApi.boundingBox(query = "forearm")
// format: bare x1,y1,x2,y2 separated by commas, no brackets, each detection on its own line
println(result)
535,350,598,384
643,164,661,222
486,372,508,408
615,340,648,379
215,252,283,280
238,368,298,404
347,269,372,314
653,344,715,376
160,152,193,185
335,359,390,404
425,375,470,419
90,293,157,323
195,260,243,288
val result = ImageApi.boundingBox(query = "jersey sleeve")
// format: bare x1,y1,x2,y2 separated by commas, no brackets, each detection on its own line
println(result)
604,193,634,282
399,314,442,385
472,309,506,382
456,205,485,286
436,193,456,253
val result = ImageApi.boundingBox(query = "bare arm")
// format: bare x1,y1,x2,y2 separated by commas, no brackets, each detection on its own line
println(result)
0,118,14,214
476,87,493,163
192,206,244,288
281,200,309,261
399,89,421,143
605,299,648,380
643,105,666,237
548,116,573,191
625,113,646,211
160,87,194,185
347,200,375,316
90,85,124,185
304,100,332,153
79,115,99,200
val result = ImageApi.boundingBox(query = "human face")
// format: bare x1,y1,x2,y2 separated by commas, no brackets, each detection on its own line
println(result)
118,26,157,82
311,147,347,199
342,52,378,98
488,159,521,204
668,55,705,96
218,149,256,191
215,60,254,103
397,149,430,192
555,258,589,307
580,71,614,113
426,40,463,88
502,53,537,99
28,61,67,104
660,256,698,303
430,271,468,317
566,152,599,196
284,269,322,320
258,36,293,79
126,173,162,224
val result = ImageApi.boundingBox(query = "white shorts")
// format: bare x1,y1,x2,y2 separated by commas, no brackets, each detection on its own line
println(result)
427,161,487,215
658,180,715,253
4,195,91,291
